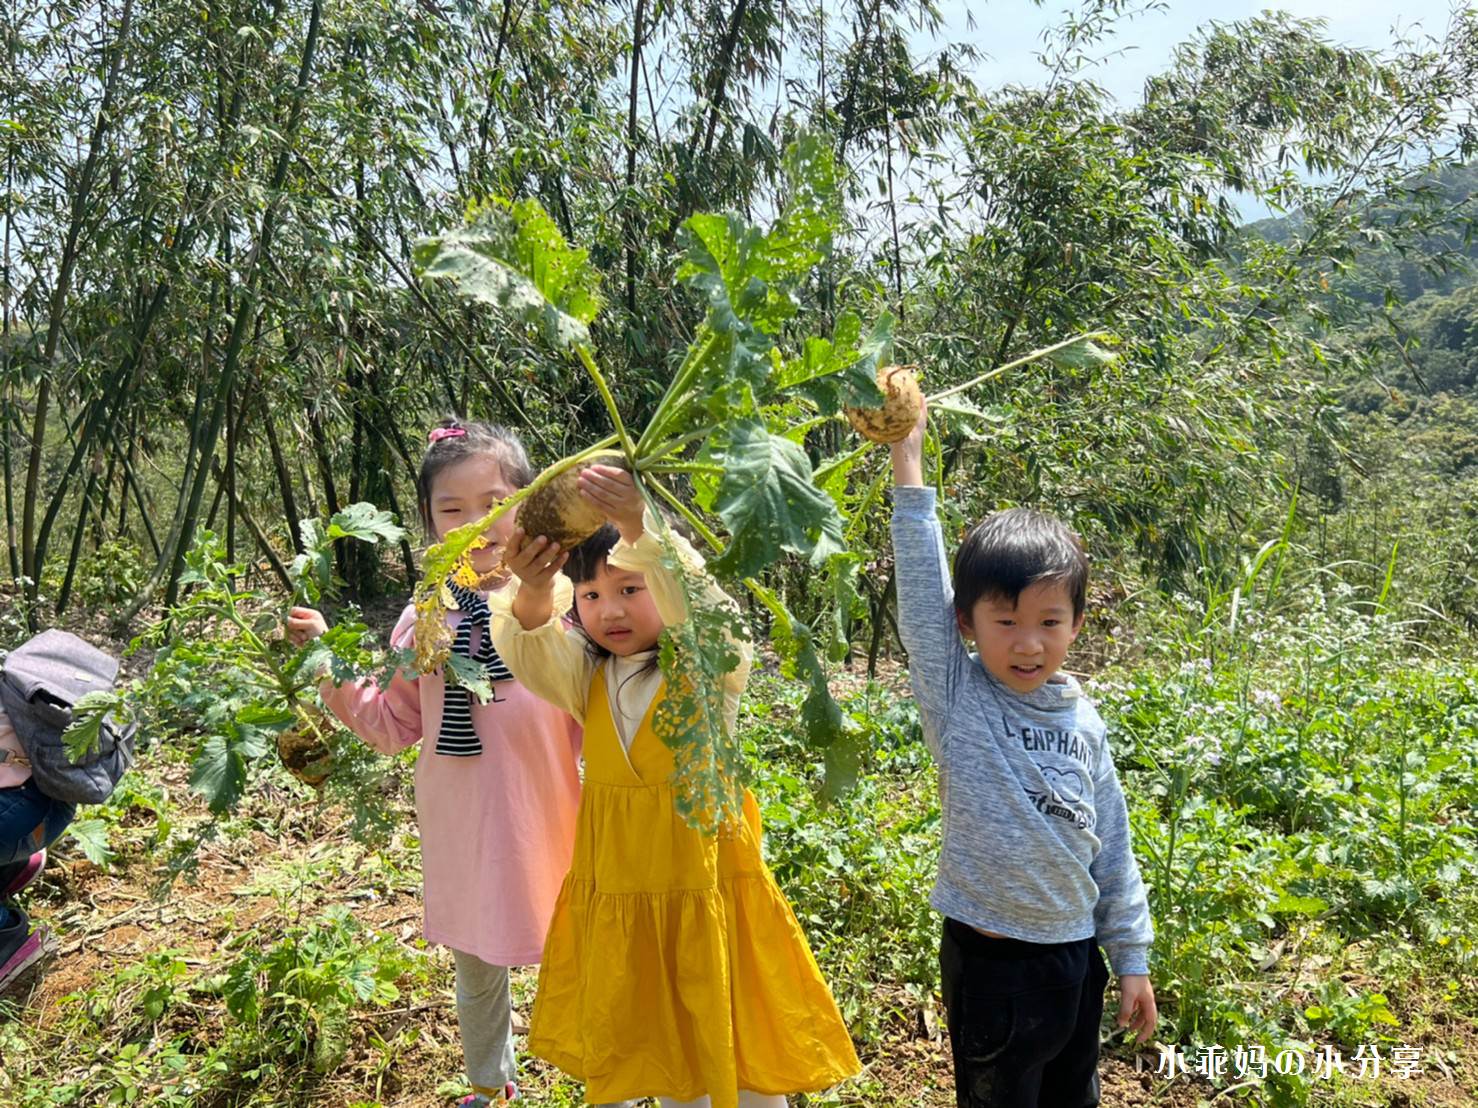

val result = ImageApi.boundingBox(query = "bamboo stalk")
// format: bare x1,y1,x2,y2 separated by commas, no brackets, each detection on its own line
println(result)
55,471,101,614
926,333,1109,403
263,408,304,554
22,0,137,621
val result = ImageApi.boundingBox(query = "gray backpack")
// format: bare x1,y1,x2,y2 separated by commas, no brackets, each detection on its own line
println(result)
0,629,136,806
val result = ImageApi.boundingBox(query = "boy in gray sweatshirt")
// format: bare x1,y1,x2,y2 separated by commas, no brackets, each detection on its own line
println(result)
888,409,1155,1108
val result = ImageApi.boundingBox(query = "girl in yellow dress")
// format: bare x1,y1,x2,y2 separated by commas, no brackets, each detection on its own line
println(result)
489,462,860,1108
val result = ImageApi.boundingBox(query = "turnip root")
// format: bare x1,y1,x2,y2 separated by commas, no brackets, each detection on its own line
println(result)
517,450,630,549
844,364,923,443
277,711,334,786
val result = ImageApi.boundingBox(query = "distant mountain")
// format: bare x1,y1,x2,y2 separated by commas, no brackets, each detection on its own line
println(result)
1244,162,1477,478
1241,161,1478,307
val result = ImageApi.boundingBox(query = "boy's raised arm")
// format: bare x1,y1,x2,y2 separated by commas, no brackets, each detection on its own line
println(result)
888,407,968,756
888,408,928,489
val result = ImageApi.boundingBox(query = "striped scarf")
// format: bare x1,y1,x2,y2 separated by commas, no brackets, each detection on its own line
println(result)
435,581,513,757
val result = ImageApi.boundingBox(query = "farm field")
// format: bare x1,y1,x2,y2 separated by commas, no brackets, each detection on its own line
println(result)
1,596,1474,1107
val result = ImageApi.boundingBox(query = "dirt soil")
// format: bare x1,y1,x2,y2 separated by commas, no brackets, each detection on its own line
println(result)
3,600,1473,1107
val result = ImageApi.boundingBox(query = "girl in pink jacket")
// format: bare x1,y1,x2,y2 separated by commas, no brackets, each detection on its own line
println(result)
288,420,580,1106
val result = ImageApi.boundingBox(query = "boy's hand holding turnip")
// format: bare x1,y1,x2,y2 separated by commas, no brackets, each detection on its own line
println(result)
887,396,929,489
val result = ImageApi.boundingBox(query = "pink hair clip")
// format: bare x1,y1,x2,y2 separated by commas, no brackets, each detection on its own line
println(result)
428,427,467,444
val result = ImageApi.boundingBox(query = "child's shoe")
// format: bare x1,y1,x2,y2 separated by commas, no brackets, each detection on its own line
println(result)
0,909,52,995
0,849,46,898
457,1084,518,1105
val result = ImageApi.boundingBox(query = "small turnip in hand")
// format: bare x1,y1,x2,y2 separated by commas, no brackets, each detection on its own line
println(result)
516,450,631,548
844,364,923,444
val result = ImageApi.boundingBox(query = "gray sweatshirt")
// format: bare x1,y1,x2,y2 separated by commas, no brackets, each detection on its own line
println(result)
891,486,1152,976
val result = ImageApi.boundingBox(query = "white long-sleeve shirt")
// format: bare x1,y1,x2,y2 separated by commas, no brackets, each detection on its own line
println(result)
488,514,751,749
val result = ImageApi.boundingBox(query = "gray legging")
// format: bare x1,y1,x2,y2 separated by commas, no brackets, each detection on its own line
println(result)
451,949,517,1097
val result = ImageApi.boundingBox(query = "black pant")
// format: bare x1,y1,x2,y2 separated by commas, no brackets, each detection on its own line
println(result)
938,918,1108,1108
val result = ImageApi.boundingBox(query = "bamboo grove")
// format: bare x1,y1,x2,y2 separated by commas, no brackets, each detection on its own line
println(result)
3,0,1477,640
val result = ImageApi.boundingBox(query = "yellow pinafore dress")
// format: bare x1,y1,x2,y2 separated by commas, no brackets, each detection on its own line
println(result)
527,668,860,1106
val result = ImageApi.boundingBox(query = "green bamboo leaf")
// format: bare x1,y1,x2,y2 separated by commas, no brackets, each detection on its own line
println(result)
415,197,603,350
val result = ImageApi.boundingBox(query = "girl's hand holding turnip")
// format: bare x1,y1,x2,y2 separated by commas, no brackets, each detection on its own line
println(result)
506,531,569,631
285,607,329,648
284,419,582,1108
574,463,645,543
508,462,644,632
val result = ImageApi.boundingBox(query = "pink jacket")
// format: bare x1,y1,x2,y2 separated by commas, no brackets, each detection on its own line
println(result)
0,704,30,789
321,603,581,965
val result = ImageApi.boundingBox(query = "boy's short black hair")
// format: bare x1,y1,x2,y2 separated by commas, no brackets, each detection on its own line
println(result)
952,507,1089,621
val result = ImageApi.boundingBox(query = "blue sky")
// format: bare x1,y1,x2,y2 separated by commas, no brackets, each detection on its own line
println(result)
896,1,1467,221
921,0,1464,106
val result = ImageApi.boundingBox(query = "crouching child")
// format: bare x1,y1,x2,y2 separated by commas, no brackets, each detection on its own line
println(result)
0,629,136,994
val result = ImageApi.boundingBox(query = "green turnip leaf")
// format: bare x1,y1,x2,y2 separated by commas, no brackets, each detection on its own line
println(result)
324,503,405,546
414,197,603,350
780,311,895,413
653,542,750,831
708,419,844,577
